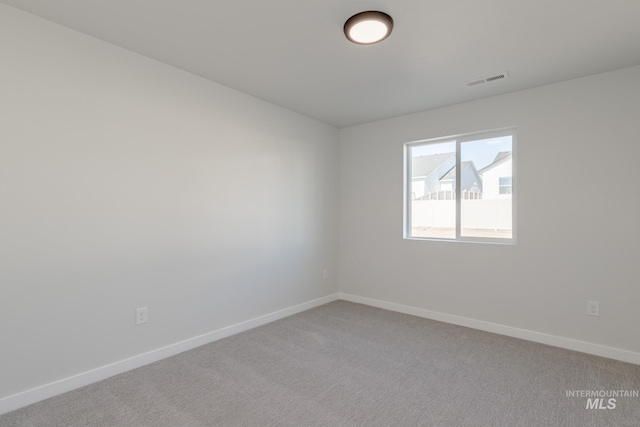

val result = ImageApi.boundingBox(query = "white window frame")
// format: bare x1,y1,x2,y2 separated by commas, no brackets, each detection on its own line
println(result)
403,127,517,244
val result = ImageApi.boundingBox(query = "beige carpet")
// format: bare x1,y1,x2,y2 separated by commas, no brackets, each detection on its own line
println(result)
1,300,639,426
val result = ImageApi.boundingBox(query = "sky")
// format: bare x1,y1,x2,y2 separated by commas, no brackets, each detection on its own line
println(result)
410,135,512,170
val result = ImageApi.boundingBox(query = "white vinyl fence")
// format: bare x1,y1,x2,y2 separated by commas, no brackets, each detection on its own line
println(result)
411,199,512,230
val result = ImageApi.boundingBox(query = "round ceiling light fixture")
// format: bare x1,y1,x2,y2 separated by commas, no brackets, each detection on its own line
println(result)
344,11,393,45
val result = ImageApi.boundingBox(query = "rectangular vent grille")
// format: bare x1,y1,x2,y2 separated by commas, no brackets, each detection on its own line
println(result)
486,73,506,82
466,72,510,87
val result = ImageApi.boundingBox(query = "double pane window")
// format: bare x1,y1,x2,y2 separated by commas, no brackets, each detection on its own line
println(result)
405,129,516,243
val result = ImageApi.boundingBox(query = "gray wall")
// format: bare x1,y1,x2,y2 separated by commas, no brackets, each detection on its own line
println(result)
0,4,339,401
339,65,640,356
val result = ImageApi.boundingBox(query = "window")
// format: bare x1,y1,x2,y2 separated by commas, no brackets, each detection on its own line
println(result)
404,128,516,243
499,177,512,194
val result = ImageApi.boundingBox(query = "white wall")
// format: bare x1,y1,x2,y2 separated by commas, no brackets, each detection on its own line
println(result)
0,4,339,402
340,65,640,357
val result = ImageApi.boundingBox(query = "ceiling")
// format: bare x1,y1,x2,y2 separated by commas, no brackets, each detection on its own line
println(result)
2,0,640,128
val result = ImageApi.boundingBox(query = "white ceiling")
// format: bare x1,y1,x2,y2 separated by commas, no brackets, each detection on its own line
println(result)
3,0,640,128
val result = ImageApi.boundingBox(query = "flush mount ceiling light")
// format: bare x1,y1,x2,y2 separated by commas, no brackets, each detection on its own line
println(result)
344,11,393,45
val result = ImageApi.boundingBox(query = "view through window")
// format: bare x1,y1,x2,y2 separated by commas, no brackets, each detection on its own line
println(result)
405,129,515,243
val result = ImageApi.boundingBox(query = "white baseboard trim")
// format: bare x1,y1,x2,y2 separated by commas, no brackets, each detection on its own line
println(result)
339,293,640,366
0,293,340,416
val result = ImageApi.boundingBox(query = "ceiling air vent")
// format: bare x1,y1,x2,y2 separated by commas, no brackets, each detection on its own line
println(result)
465,72,510,87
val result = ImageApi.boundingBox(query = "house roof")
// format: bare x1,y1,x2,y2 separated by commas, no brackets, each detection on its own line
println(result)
411,153,454,178
440,161,475,181
478,152,512,174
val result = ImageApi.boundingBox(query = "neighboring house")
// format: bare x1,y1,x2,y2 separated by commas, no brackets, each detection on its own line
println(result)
411,153,456,199
478,151,512,199
439,161,482,195
411,154,482,199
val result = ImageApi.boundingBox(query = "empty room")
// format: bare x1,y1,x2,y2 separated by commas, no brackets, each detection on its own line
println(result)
1,1,639,426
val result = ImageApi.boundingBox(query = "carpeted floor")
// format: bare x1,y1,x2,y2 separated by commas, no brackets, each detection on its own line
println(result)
1,300,639,426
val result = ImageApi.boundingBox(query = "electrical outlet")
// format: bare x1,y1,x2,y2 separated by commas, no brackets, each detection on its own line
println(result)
587,301,599,317
322,269,329,280
136,307,148,325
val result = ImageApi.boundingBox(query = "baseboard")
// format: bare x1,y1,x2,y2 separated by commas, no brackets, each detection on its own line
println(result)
0,293,340,416
339,293,640,366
